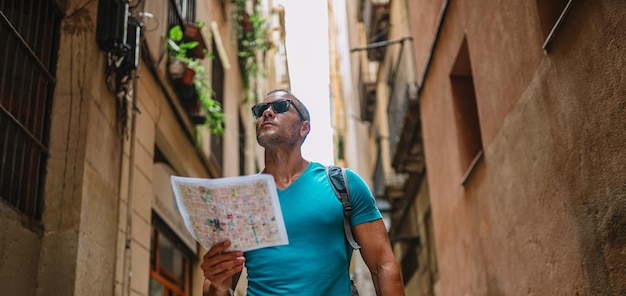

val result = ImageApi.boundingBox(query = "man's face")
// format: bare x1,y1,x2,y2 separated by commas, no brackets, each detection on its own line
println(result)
254,92,308,149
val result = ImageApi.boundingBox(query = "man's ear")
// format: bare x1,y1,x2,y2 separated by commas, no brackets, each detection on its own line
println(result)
300,121,311,137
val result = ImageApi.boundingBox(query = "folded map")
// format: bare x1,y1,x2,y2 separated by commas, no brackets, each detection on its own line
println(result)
171,174,288,251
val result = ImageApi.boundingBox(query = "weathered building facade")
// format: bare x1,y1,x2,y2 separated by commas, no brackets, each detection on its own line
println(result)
0,0,288,295
405,0,626,294
330,0,437,295
335,0,625,295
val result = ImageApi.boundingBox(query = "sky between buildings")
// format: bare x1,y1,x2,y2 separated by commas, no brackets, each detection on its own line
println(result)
275,0,334,166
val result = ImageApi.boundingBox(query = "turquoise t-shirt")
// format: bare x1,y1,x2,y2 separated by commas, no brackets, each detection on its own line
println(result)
244,162,382,295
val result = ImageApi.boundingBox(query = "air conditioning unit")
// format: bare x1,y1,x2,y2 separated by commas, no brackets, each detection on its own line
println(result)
96,0,129,53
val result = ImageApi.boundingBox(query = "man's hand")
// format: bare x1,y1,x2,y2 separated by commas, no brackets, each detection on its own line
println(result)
201,240,245,295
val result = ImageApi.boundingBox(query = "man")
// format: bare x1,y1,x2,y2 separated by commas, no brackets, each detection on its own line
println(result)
201,89,404,295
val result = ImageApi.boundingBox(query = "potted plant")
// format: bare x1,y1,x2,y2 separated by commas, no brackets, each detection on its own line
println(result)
167,25,225,135
183,22,209,59
187,58,225,135
167,25,198,83
231,0,268,100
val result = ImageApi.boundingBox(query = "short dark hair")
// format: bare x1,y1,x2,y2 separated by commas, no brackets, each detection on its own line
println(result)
266,89,311,122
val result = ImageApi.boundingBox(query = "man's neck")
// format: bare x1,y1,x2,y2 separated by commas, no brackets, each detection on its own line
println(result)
263,150,309,189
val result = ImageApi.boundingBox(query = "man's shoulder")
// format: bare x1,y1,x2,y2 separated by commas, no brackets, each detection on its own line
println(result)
314,162,350,171
308,161,332,172
313,163,362,178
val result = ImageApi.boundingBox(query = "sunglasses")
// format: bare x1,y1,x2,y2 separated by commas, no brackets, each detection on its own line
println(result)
251,99,306,121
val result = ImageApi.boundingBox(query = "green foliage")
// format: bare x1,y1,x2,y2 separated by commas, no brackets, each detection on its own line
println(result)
167,25,198,61
230,0,269,95
189,58,225,136
167,25,225,136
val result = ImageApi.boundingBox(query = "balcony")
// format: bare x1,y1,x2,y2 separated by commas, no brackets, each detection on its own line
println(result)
360,0,390,61
392,97,425,174
387,39,425,174
373,145,408,219
384,171,407,202
359,60,378,122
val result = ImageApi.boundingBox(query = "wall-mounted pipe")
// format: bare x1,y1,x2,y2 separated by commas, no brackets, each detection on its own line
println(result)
121,74,140,296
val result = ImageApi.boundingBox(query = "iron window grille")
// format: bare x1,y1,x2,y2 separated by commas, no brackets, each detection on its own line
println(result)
168,0,196,29
0,0,61,220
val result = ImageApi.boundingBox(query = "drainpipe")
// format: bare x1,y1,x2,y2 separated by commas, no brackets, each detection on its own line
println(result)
113,70,140,296
122,75,140,296
113,74,139,296
115,105,126,294
102,5,144,295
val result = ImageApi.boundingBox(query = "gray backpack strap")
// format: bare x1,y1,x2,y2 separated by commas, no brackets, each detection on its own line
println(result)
326,166,361,250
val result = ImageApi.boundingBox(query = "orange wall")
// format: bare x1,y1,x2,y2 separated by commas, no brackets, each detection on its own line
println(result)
409,0,626,294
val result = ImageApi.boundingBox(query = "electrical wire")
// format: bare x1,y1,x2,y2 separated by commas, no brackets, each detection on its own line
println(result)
128,0,145,10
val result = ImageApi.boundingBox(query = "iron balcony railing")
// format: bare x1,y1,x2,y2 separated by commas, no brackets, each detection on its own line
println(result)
387,38,417,163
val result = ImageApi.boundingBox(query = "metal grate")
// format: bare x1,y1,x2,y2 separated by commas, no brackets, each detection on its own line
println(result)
387,39,416,159
0,0,61,219
168,0,197,29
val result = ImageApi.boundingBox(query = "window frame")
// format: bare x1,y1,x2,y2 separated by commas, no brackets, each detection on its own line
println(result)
149,214,194,296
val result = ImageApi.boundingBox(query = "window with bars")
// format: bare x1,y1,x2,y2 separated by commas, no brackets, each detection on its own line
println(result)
168,0,197,29
0,0,61,219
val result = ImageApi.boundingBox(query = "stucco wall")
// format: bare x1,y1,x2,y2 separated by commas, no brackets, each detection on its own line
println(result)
0,209,43,296
413,0,626,295
1,0,250,295
36,1,120,295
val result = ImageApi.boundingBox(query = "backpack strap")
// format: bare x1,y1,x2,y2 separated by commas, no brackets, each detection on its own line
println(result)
326,165,361,250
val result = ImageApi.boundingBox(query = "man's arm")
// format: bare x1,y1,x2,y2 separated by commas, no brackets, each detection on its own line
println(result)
353,219,405,296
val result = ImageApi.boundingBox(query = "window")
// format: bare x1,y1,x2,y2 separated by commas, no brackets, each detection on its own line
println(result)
239,116,245,175
151,149,197,296
168,0,197,28
450,38,483,185
0,0,61,219
211,39,225,172
149,215,194,296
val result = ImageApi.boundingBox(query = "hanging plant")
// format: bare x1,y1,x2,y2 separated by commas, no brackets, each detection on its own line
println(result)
167,25,198,82
230,0,269,96
183,22,210,59
167,24,225,136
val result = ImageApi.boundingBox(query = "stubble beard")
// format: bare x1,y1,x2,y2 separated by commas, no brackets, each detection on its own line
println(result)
257,124,300,150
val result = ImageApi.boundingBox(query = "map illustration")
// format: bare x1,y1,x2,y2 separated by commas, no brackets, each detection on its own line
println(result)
170,174,288,252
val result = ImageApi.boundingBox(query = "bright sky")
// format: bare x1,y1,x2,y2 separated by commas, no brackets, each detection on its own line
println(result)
275,0,334,165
